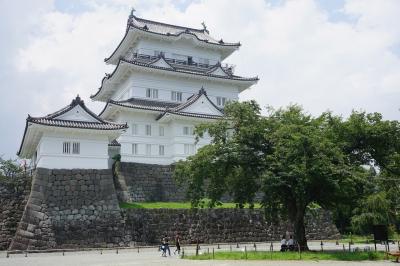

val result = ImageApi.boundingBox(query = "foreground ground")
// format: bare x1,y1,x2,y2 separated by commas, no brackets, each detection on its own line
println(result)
0,242,397,266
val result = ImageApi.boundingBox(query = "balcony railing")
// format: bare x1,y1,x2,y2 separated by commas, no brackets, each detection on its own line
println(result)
123,52,235,74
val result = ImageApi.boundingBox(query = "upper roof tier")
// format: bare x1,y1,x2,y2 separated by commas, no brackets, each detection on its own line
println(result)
105,10,241,65
17,96,128,158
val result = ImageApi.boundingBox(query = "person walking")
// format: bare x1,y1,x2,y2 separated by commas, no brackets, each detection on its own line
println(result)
174,234,181,255
163,235,171,256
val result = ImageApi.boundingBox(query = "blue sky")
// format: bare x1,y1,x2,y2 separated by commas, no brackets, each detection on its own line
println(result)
0,0,399,160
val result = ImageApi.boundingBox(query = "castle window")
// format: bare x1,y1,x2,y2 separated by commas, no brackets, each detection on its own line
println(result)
62,142,70,154
188,56,193,65
171,91,182,102
159,126,164,136
72,142,80,154
131,124,138,135
217,96,227,106
159,145,165,156
184,144,195,155
183,126,194,135
146,144,151,155
132,143,138,155
145,124,152,136
146,88,158,99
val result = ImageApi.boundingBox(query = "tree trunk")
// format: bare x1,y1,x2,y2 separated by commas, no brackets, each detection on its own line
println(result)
294,210,309,251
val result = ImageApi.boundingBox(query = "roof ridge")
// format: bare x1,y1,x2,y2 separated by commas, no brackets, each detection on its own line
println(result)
133,15,206,33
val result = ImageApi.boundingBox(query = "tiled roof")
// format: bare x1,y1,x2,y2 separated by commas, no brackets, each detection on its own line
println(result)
156,110,222,121
27,96,128,130
105,12,241,64
121,57,256,81
130,16,240,47
27,117,128,130
109,139,121,147
91,58,258,100
100,88,224,121
106,98,181,112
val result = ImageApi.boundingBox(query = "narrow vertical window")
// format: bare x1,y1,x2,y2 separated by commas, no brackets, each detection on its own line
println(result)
217,97,227,106
146,144,151,155
159,145,165,156
132,144,138,155
183,126,193,135
146,88,151,98
72,142,80,154
131,124,138,135
184,144,195,155
145,125,152,136
63,142,70,154
159,126,164,136
152,89,158,99
171,91,182,102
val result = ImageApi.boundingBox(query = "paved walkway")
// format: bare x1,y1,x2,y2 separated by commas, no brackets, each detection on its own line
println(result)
0,241,397,266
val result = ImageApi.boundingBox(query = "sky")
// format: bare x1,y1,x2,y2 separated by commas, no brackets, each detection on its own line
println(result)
0,0,399,159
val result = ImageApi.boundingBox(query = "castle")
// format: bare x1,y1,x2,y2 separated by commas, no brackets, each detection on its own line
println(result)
5,10,340,250
17,9,258,168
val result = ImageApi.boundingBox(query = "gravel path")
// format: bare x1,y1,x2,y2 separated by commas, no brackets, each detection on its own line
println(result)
0,241,397,266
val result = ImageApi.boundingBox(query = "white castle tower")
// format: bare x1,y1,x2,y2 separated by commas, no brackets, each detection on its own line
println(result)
92,10,258,165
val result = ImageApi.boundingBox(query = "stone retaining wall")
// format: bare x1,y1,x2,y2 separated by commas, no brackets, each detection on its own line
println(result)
124,208,340,245
10,168,125,250
116,162,186,202
4,165,340,250
0,179,29,250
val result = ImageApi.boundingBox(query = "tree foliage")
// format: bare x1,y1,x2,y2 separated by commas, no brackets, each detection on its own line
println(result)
174,102,400,248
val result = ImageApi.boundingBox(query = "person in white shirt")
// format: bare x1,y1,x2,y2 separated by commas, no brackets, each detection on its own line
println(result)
280,235,287,251
287,235,295,251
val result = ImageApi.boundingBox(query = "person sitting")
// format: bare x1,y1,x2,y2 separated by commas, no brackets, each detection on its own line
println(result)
280,235,288,252
287,235,295,251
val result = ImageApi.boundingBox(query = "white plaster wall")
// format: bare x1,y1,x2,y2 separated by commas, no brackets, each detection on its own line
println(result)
111,72,239,106
36,132,110,169
115,111,211,165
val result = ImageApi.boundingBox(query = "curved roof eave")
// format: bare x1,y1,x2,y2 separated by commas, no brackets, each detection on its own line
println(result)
92,59,258,101
104,25,241,64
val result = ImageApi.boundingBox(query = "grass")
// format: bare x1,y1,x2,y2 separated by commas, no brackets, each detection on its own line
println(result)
186,251,386,261
119,201,261,209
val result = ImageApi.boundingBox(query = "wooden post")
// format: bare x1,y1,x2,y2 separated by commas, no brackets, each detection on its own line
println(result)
230,245,232,252
116,248,119,254
320,241,323,252
245,246,247,260
298,243,301,260
217,243,220,249
342,244,345,251
182,248,184,258
25,251,27,257
254,243,257,252
196,245,199,256
236,242,239,248
137,247,139,253
348,242,351,252
6,252,9,258
212,248,215,259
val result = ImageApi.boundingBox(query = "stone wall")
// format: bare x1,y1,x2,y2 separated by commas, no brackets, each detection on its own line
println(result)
4,165,340,250
116,162,186,202
10,168,125,250
124,208,340,245
0,178,29,250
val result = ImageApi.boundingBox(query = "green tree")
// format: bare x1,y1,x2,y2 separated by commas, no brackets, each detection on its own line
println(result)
328,111,400,234
175,102,352,250
0,157,22,179
351,192,391,234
